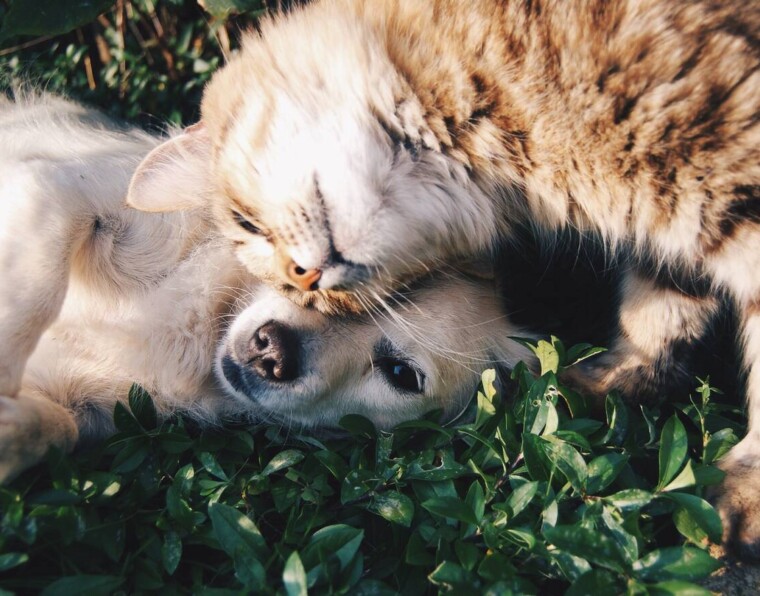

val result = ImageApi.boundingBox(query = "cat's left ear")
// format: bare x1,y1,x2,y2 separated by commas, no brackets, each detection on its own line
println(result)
127,122,212,212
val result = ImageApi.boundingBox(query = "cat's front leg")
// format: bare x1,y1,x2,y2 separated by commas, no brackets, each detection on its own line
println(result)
562,270,718,403
711,307,760,559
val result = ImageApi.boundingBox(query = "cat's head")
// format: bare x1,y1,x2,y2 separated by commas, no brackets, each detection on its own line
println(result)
127,5,496,314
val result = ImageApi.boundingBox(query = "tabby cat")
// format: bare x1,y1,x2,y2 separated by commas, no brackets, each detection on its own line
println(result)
128,0,760,557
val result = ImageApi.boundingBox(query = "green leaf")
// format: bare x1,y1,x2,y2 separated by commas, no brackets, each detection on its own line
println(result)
428,561,478,589
128,384,158,429
474,368,498,428
162,530,182,575
261,450,304,476
648,580,712,596
665,493,722,544
544,525,628,573
198,452,229,481
522,433,550,482
662,458,697,492
208,503,268,588
314,450,349,479
502,480,539,519
301,525,364,583
586,453,629,494
0,0,115,42
283,551,308,596
600,393,629,446
658,416,689,490
40,575,124,596
369,491,414,527
564,344,607,368
533,338,561,375
112,401,143,434
604,488,654,512
540,437,588,493
0,552,28,572
704,428,739,464
632,547,721,582
566,569,620,596
422,496,479,525
199,0,266,19
339,414,377,439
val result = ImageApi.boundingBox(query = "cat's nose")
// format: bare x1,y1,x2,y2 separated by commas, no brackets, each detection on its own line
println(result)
243,321,300,382
285,259,322,292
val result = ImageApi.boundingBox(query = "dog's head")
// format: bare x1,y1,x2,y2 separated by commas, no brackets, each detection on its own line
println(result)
126,4,499,315
217,272,530,430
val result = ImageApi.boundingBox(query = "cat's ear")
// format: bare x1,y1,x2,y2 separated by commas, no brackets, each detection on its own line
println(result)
127,122,212,212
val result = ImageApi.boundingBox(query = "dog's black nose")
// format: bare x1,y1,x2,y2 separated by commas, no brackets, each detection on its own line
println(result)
245,321,299,382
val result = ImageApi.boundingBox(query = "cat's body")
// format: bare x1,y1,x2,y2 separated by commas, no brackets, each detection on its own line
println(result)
127,0,760,555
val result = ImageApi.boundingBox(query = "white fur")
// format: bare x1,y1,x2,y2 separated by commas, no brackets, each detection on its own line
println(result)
0,94,531,481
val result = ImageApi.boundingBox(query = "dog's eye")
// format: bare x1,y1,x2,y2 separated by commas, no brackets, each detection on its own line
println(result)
377,357,425,394
232,211,262,235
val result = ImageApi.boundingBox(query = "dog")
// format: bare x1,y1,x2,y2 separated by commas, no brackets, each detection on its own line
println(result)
0,93,530,481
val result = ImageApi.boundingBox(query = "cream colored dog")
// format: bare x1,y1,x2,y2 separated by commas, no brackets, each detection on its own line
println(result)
0,94,530,481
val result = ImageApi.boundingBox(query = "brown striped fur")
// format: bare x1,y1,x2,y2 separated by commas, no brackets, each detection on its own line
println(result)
131,0,760,556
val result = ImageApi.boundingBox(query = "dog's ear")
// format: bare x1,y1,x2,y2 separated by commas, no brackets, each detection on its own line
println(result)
127,122,212,212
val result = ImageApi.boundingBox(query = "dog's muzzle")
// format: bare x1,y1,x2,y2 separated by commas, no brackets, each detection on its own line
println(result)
222,321,301,397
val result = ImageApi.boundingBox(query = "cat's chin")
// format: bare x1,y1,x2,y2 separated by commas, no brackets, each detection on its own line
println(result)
273,284,366,315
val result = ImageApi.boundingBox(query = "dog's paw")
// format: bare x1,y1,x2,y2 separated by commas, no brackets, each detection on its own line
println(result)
711,454,760,560
0,394,77,483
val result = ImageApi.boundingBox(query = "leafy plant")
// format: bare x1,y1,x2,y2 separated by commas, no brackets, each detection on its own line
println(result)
0,0,269,126
0,339,743,593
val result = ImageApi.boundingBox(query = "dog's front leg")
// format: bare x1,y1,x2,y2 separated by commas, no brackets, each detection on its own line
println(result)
0,164,88,396
0,391,78,482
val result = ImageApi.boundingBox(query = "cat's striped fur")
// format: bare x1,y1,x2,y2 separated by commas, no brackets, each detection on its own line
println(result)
128,0,760,556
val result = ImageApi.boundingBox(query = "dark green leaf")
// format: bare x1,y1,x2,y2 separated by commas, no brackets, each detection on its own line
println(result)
261,449,304,476
128,384,158,429
199,0,266,19
540,437,588,493
40,575,124,596
544,525,628,572
369,491,414,527
0,552,28,572
565,568,621,596
283,551,308,596
658,416,688,489
162,530,182,575
586,453,629,494
0,0,115,42
632,547,721,582
421,497,479,526
665,493,722,544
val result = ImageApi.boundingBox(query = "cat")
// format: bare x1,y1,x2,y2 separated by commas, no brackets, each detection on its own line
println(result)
0,92,529,481
126,0,760,556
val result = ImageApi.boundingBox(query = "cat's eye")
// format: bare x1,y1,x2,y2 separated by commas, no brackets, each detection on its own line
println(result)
377,357,425,394
231,211,262,235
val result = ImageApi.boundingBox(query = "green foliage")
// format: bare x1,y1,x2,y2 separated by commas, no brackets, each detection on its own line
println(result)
0,341,744,593
0,0,268,125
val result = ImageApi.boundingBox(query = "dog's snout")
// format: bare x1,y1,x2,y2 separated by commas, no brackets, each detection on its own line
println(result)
245,321,300,382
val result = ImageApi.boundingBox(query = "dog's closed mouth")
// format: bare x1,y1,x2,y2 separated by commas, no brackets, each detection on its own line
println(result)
221,355,251,398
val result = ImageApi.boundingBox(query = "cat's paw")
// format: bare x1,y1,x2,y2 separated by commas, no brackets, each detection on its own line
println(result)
711,444,760,560
560,352,689,406
0,394,77,483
